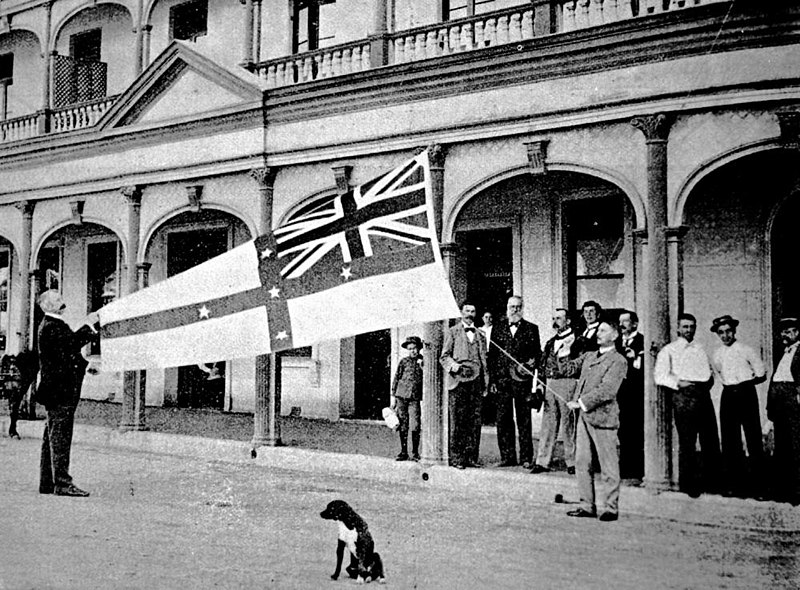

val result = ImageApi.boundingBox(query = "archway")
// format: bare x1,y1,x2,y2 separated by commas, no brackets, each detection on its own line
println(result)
452,170,638,427
0,30,43,121
144,208,252,410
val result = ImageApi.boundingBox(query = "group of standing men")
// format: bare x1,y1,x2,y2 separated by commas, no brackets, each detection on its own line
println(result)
441,294,800,519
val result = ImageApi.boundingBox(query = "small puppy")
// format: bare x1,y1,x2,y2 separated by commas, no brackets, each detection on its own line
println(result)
320,500,385,584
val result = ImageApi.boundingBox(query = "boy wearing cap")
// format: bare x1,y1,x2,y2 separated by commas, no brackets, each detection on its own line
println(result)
391,336,424,461
710,315,766,497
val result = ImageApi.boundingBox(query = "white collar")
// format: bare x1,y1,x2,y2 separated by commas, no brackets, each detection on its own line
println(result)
44,312,66,321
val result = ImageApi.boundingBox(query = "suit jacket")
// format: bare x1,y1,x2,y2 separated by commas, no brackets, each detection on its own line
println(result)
620,332,645,377
574,323,600,356
37,315,98,409
489,318,541,385
767,344,800,418
440,323,489,392
562,349,628,429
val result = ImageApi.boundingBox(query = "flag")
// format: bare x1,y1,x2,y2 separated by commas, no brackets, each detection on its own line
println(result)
98,150,460,371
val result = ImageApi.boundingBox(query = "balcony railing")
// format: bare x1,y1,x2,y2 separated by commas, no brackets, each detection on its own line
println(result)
254,0,732,88
0,112,41,143
51,94,119,134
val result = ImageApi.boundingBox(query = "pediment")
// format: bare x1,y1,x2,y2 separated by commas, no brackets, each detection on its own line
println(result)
98,41,264,130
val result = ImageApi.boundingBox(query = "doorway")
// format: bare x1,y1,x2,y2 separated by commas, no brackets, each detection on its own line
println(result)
772,193,800,354
353,328,391,419
167,227,228,409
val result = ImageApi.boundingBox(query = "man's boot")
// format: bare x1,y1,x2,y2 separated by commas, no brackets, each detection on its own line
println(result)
396,431,409,461
411,432,421,461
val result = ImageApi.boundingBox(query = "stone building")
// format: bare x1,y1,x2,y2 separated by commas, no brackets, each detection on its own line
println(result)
1,0,798,487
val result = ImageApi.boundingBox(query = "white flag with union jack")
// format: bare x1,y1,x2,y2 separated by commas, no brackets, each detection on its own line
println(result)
97,150,460,370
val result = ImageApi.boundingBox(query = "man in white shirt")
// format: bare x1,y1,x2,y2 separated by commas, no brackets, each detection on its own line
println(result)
654,313,722,497
766,317,800,505
479,311,493,348
709,315,766,498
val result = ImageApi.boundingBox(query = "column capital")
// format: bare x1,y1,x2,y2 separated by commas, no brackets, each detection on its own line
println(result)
120,185,143,205
777,109,800,150
142,24,153,33
631,227,648,243
631,113,674,143
523,139,550,176
331,164,352,195
427,143,448,169
15,200,35,217
249,166,278,189
665,225,689,242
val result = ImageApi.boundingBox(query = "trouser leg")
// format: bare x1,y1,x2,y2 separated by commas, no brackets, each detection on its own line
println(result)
719,387,744,493
561,402,578,469
591,425,621,515
495,386,517,464
40,420,53,490
575,415,596,513
513,383,533,465
535,392,559,467
43,406,75,489
471,390,483,464
740,386,765,485
697,389,722,490
672,390,700,494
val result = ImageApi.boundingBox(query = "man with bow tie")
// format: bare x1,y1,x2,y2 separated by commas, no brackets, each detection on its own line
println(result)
441,301,489,469
488,296,541,468
766,317,800,505
617,310,645,480
531,308,579,475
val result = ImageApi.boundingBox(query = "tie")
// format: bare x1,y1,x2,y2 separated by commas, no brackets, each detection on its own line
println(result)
464,327,475,333
509,322,519,328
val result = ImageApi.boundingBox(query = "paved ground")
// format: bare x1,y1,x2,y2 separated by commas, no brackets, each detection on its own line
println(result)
2,428,800,589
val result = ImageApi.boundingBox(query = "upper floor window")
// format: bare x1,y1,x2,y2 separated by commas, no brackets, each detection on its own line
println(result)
70,28,102,62
53,29,106,106
293,0,336,53
170,0,208,42
0,53,13,84
443,0,496,20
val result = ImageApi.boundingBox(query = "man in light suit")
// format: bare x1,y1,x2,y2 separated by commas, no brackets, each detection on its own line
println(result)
441,301,489,469
767,317,800,505
561,318,628,521
37,290,99,497
489,296,541,468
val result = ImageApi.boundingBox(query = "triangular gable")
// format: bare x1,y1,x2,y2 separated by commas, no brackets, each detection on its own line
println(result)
98,41,264,130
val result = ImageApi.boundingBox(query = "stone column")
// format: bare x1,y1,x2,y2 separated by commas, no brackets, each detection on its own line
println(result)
142,25,153,68
422,144,448,464
15,201,34,353
369,0,389,67
134,262,152,430
631,113,674,491
250,166,282,448
239,0,255,71
133,0,145,76
666,225,688,331
119,186,143,431
253,0,263,64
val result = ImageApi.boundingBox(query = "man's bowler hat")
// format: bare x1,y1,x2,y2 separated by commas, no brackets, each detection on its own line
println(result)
710,315,739,333
778,317,800,330
402,336,423,350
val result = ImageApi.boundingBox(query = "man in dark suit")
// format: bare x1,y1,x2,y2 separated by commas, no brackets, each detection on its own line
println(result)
37,290,99,497
617,310,645,480
441,301,489,469
562,318,628,521
574,300,602,355
767,317,800,505
489,296,541,468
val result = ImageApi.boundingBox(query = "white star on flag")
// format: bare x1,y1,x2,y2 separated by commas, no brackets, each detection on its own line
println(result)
260,248,273,259
341,267,353,280
269,286,280,298
276,331,289,340
198,305,210,319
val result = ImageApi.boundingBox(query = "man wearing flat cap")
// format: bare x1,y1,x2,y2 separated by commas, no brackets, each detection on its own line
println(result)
710,315,766,498
767,317,800,505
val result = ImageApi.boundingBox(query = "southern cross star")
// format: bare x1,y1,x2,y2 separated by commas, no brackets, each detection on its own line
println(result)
269,286,280,299
260,248,273,260
340,266,353,280
198,305,210,319
276,331,289,340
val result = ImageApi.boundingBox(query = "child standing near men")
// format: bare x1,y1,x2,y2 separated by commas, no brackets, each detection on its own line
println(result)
391,336,424,461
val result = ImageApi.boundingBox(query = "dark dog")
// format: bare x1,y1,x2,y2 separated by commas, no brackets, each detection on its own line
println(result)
320,500,385,584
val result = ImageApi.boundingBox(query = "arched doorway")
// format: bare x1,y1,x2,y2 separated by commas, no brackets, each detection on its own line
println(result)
144,208,251,410
452,171,637,425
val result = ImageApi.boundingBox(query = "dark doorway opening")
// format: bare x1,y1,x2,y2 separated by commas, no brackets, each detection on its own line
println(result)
354,329,391,419
772,193,800,356
456,227,514,426
167,227,228,410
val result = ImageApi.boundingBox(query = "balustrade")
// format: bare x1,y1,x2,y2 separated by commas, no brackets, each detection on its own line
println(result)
49,95,118,134
0,113,41,144
560,0,729,33
257,41,372,89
